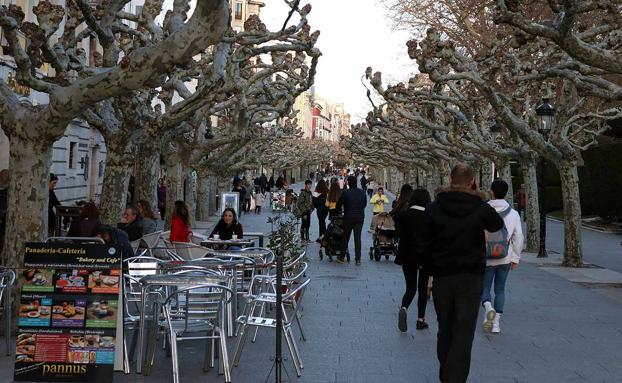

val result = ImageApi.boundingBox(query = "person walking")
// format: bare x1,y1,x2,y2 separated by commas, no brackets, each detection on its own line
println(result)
366,179,375,198
312,179,329,242
335,176,367,265
515,184,527,222
296,180,314,242
393,188,432,332
482,180,524,334
243,177,252,213
369,187,389,231
360,171,368,190
326,178,342,218
254,188,265,214
419,163,504,383
232,180,246,216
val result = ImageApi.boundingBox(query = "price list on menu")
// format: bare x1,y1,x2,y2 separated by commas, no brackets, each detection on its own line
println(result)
14,243,122,383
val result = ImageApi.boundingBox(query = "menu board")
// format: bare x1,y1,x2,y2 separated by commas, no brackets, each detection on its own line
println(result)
14,243,122,383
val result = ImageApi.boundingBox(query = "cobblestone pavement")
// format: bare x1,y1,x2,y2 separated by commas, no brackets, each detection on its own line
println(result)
2,184,622,382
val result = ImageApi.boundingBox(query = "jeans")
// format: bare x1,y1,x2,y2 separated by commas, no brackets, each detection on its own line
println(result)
433,273,484,383
401,263,430,319
342,220,363,261
300,214,311,240
481,263,511,313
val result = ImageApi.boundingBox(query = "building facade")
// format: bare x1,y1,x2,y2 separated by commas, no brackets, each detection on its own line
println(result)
231,0,265,31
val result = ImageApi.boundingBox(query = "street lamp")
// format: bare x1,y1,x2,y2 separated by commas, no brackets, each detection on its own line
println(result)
535,98,555,258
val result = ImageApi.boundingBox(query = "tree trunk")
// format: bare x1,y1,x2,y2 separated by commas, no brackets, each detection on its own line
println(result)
196,171,210,222
557,161,583,267
134,146,159,210
1,138,52,268
498,161,514,205
208,176,218,216
184,168,196,228
99,142,131,225
480,160,493,188
164,161,183,230
521,158,540,252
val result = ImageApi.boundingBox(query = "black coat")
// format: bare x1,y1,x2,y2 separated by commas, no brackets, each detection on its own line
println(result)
393,207,427,267
117,219,144,241
313,193,328,218
48,190,60,233
419,190,503,277
336,188,367,222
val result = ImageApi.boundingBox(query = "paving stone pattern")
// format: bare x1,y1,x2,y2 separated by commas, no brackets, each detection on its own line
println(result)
2,184,622,382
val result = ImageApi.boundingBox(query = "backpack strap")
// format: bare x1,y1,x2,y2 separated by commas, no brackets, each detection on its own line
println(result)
499,206,513,218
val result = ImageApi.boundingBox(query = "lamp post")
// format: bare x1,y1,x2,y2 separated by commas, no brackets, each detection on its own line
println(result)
535,98,555,258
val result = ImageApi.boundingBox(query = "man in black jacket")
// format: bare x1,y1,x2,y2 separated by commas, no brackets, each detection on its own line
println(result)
335,175,367,265
117,205,144,241
420,163,503,383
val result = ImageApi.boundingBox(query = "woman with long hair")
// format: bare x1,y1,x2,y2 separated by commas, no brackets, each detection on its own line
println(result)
391,184,414,215
313,179,329,242
210,208,243,240
136,200,157,235
325,178,342,217
393,188,432,332
170,200,191,242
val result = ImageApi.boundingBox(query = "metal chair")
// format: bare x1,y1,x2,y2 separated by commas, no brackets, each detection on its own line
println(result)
139,231,162,257
122,256,165,373
173,242,210,260
233,279,311,377
161,284,234,383
0,269,15,355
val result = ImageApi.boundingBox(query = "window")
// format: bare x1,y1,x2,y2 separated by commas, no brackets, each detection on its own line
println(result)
235,2,243,20
68,142,77,169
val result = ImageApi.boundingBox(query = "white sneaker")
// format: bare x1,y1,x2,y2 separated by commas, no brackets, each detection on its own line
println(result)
483,308,496,333
491,313,501,334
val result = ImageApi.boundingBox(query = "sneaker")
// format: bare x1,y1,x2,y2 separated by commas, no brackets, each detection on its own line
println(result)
355,260,361,266
483,308,496,333
416,320,429,330
398,308,407,332
491,313,501,334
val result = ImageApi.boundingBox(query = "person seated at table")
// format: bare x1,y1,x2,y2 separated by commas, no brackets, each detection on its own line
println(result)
170,200,192,242
136,200,157,235
67,202,102,238
95,225,134,261
117,205,143,241
210,208,243,240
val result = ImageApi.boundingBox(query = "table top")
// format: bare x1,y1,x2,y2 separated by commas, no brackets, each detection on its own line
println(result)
139,273,228,286
201,238,255,246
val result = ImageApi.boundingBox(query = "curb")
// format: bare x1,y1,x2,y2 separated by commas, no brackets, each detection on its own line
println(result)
546,216,622,234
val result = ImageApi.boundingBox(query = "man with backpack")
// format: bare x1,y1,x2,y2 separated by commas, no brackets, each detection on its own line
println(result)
482,179,524,334
419,163,503,383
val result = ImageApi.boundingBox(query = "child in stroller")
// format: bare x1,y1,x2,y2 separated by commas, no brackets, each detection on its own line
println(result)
320,215,350,262
369,212,398,261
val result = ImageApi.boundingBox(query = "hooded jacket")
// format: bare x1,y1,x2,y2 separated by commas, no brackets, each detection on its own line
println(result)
419,188,504,276
487,199,524,266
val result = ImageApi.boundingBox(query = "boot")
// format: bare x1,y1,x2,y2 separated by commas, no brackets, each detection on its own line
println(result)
492,313,501,334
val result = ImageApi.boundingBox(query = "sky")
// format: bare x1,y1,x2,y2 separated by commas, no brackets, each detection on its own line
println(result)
261,0,416,123
162,0,417,123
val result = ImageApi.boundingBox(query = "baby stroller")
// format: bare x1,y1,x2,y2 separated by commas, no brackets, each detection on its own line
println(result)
320,215,350,262
369,212,398,261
